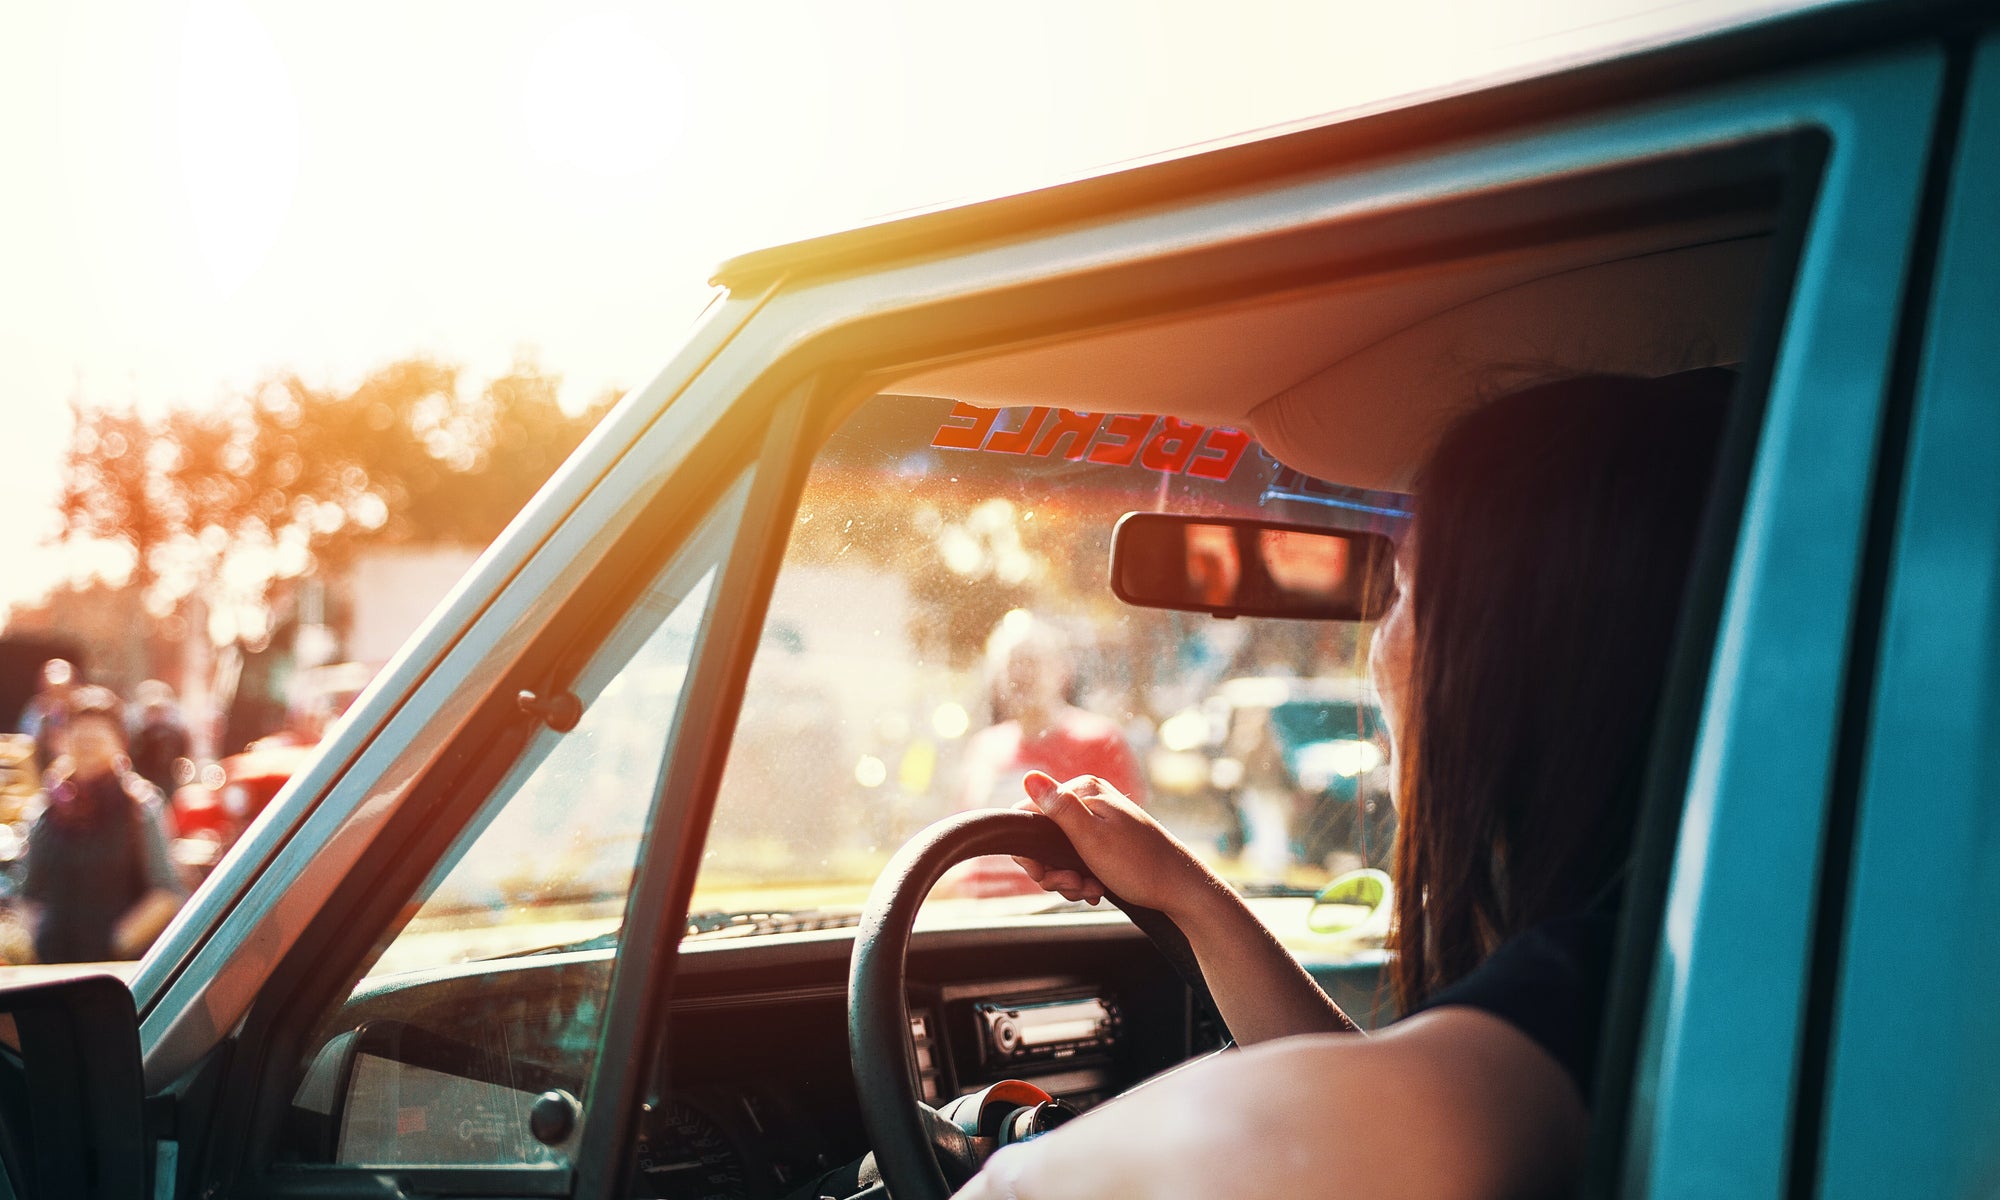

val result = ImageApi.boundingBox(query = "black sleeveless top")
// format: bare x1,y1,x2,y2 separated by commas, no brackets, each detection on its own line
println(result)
1412,906,1622,1104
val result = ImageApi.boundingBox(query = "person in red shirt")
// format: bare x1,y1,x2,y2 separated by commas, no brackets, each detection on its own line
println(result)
951,615,1145,897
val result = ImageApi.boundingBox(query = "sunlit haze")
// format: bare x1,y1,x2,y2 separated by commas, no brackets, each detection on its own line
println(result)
0,0,1804,612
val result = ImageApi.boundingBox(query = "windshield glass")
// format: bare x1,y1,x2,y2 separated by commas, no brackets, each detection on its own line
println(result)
696,394,1407,957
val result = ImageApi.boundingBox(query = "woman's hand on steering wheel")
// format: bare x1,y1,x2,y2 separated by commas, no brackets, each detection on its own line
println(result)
1011,772,1229,922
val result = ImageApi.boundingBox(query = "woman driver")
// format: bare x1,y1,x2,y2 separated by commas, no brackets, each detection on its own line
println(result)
960,371,1730,1199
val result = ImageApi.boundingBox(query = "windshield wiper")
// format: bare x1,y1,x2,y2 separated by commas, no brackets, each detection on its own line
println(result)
491,930,624,959
1029,881,1320,916
488,908,866,960
682,908,863,940
1232,882,1323,899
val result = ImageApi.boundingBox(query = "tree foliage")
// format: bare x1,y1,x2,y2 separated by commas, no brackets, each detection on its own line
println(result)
2,577,168,698
55,356,615,624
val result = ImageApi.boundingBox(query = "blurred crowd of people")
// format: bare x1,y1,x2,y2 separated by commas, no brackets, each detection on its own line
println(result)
5,658,193,964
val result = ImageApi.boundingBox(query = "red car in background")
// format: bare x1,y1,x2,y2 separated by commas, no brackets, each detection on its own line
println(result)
171,662,376,860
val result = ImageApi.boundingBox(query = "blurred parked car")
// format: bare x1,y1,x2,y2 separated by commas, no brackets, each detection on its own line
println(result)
171,662,377,854
1152,676,1394,871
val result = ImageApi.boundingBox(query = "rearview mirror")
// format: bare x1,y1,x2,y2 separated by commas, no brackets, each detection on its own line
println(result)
0,974,148,1199
1110,513,1396,621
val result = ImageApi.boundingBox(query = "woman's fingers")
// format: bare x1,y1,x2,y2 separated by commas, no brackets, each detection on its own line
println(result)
1010,830,1107,904
1015,771,1208,917
1025,770,1091,826
1015,771,1158,907
1038,869,1087,894
1015,785,1102,900
1012,859,1104,902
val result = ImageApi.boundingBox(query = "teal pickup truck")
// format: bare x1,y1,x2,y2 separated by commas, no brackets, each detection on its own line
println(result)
3,2,1995,1197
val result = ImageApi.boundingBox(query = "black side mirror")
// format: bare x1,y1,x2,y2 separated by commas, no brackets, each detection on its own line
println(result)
328,1019,584,1163
0,974,147,1200
1110,513,1396,621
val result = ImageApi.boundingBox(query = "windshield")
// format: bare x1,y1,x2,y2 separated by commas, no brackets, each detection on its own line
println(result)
693,394,1406,956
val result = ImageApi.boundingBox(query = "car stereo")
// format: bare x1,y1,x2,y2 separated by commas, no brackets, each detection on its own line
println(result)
973,995,1121,1066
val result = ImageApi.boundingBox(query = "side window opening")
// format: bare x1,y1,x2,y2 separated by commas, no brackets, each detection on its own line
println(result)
272,472,750,1171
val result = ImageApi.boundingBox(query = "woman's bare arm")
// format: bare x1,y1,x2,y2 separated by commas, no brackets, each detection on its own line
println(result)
957,1007,1588,1200
1013,772,1354,1042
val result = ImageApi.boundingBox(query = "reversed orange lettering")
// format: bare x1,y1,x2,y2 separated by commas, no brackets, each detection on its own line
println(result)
1086,414,1155,466
1140,417,1203,474
1185,427,1252,481
1031,410,1103,460
985,407,1050,454
931,402,1001,450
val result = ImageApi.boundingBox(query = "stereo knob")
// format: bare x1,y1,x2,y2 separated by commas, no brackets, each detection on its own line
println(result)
993,1017,1022,1055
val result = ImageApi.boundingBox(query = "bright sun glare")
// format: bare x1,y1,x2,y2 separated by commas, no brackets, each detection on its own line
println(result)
178,0,300,298
519,11,686,185
0,0,1805,613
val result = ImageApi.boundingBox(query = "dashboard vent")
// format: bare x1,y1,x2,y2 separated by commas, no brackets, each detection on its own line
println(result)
909,1010,943,1103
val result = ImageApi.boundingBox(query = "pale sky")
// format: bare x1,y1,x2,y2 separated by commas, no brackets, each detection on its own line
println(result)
0,0,1803,613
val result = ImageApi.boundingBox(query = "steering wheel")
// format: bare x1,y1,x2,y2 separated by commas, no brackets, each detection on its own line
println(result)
848,809,1226,1200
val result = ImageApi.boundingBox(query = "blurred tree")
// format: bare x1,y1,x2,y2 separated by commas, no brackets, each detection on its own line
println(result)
2,578,178,698
53,356,616,675
55,402,176,603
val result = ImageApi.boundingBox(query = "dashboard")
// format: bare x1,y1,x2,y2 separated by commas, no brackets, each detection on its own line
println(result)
281,913,1267,1199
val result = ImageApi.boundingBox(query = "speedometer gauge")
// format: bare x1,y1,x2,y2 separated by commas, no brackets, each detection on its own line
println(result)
632,1100,752,1200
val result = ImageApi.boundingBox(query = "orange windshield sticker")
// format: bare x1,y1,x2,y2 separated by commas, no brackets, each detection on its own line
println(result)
933,404,1254,482
1185,426,1251,481
1138,417,1202,474
1084,413,1152,467
985,406,1050,454
1030,408,1103,460
930,402,1002,450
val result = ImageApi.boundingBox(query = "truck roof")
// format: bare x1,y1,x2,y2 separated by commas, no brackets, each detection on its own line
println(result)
710,0,1974,293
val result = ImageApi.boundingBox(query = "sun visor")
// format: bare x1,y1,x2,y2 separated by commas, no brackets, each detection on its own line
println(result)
1250,237,1769,491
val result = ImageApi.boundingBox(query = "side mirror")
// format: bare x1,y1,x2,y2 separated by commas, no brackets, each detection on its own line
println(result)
0,974,148,1199
327,1020,583,1163
1307,868,1393,937
1110,513,1396,621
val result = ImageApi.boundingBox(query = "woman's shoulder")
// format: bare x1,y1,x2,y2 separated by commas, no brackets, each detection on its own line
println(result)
1413,907,1621,1106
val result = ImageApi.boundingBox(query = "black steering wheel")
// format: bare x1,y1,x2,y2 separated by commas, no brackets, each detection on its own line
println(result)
848,809,1226,1200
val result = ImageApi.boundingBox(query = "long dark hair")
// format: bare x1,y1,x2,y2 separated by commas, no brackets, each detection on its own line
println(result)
1389,371,1730,1010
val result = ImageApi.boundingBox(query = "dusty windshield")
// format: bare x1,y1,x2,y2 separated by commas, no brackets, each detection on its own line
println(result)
696,394,1406,955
